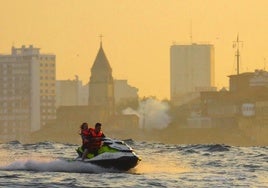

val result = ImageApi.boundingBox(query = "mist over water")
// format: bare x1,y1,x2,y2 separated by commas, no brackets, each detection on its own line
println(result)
122,98,171,130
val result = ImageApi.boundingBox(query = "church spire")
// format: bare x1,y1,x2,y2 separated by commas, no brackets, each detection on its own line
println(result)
88,38,115,116
91,37,111,71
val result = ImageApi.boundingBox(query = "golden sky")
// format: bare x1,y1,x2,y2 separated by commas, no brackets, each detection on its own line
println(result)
0,0,268,99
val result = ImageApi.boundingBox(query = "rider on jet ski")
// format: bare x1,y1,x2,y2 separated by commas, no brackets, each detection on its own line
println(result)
79,122,90,153
81,122,105,160
77,123,140,170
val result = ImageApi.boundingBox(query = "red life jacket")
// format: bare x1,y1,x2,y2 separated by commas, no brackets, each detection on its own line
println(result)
80,129,90,144
88,129,104,150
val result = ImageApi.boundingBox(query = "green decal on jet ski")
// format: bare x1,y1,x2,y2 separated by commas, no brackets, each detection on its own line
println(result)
98,145,117,154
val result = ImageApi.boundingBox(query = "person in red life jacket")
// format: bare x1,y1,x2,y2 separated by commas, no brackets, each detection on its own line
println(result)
79,122,93,160
80,122,89,146
87,122,106,156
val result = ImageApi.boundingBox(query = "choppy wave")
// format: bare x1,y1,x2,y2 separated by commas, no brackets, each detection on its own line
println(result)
0,140,267,187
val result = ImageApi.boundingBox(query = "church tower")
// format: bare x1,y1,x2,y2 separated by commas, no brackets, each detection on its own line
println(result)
88,40,115,116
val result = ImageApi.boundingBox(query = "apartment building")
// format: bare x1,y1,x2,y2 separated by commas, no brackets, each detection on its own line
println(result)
0,45,56,141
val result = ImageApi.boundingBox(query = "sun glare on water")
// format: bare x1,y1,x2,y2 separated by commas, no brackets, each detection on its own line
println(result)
131,156,190,174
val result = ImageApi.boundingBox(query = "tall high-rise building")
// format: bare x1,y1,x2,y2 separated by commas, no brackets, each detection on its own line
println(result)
0,45,56,141
170,43,215,104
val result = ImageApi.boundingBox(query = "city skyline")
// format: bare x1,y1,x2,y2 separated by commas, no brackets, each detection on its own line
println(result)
1,0,268,99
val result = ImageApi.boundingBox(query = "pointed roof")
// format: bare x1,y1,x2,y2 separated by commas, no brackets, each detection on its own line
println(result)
91,42,112,71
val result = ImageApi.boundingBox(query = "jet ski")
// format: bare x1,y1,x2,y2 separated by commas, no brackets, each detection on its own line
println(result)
75,137,141,171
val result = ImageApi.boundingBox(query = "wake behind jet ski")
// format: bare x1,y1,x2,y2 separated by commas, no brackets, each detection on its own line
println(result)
75,137,141,171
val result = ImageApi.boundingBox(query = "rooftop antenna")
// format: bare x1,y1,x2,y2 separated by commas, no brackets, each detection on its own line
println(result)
233,34,243,75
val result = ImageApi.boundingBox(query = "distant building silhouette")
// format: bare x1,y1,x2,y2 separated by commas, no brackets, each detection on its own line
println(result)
30,41,139,142
0,45,56,141
88,42,115,116
55,43,139,111
54,41,116,126
56,78,138,108
56,77,87,107
170,43,216,105
193,70,268,144
114,79,138,104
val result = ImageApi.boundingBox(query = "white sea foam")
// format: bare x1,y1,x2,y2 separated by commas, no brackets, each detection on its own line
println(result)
0,158,109,173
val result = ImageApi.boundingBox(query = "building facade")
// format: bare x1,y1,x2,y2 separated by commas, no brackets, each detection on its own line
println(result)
0,45,56,141
170,43,215,105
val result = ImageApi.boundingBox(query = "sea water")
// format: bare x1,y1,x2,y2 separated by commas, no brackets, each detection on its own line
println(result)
0,140,267,187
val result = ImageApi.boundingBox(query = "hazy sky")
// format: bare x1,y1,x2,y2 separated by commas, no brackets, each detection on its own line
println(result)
1,0,268,99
